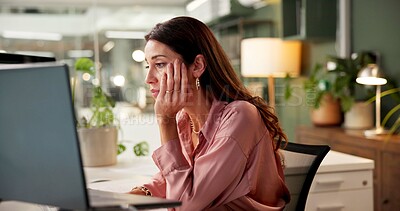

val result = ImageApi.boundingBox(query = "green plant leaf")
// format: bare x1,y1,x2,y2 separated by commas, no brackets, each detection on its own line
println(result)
133,141,149,156
87,86,116,127
118,143,126,155
283,74,293,100
382,104,400,127
390,118,400,134
340,95,355,112
74,58,95,75
364,87,400,136
365,87,400,104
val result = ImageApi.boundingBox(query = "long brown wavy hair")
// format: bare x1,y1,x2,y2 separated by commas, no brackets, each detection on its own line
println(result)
145,16,287,151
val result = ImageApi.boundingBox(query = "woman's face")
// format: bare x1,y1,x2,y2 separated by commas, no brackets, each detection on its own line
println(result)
144,40,190,99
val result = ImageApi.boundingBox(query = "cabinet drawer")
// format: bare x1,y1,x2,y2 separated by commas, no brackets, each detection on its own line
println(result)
310,170,372,193
306,189,373,211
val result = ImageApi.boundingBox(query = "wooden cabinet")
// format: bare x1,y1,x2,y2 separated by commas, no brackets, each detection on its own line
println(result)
281,0,337,40
296,126,400,211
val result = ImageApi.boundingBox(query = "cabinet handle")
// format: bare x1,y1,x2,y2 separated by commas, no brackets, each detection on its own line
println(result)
316,178,344,185
317,204,345,210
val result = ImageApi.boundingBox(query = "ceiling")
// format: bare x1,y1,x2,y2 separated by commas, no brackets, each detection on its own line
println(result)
0,0,190,36
0,0,190,7
0,0,269,70
0,0,193,59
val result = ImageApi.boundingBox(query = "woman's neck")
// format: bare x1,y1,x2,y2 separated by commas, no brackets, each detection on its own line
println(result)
184,90,212,132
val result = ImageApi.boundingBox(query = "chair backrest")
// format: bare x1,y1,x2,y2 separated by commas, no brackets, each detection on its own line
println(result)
281,142,330,211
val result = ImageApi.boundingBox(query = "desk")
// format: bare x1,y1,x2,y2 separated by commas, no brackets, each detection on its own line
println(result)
84,150,375,211
1,149,374,211
85,154,157,193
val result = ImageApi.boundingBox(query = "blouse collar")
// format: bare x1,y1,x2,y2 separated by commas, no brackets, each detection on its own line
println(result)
200,99,228,141
177,99,228,141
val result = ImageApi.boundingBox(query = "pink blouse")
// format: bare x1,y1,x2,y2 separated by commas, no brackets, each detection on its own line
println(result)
143,99,290,210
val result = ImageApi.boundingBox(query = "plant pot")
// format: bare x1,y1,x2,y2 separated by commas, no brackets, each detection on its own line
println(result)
78,127,118,167
311,93,343,127
344,102,374,129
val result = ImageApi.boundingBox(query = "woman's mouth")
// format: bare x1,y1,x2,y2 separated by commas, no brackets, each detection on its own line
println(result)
150,89,159,98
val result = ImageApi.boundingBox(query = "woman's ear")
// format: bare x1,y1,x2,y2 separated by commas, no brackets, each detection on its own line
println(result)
191,54,206,78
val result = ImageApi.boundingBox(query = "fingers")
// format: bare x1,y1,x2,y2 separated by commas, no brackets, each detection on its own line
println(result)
159,71,167,99
173,59,181,93
158,59,189,104
166,63,174,101
181,62,189,102
154,59,191,119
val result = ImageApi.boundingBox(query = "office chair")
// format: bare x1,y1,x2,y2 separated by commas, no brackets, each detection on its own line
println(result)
281,142,330,211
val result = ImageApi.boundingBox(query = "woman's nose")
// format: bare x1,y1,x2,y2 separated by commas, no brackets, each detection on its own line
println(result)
145,68,157,85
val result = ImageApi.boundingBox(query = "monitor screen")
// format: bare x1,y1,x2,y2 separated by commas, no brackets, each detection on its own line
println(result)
0,63,88,210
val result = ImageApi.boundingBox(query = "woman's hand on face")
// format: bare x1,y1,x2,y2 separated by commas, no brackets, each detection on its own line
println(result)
154,59,192,120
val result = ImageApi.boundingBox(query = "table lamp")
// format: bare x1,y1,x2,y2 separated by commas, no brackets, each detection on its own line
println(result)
241,38,301,109
356,63,388,136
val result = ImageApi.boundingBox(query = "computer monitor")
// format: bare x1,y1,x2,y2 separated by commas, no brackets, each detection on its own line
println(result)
0,52,56,64
0,62,88,209
0,63,182,210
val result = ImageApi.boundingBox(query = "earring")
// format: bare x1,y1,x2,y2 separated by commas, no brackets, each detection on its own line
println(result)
196,78,200,90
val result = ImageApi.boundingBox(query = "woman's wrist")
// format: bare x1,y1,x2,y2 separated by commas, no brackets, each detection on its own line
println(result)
131,186,152,196
156,114,176,125
156,115,179,144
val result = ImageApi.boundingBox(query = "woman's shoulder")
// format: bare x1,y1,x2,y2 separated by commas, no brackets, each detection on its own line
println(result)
215,100,269,156
218,100,266,137
226,100,254,108
222,100,259,121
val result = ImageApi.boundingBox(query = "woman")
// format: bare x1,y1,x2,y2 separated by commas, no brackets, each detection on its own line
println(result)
129,16,290,210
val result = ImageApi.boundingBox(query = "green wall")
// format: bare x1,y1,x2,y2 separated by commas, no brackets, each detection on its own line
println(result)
275,42,337,141
263,0,400,140
352,0,400,127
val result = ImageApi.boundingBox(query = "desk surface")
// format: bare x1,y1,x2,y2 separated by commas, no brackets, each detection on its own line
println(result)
317,150,374,173
85,154,157,193
86,150,375,192
283,150,374,175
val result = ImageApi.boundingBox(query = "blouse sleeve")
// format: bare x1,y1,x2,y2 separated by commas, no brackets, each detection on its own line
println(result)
151,136,249,210
143,171,166,198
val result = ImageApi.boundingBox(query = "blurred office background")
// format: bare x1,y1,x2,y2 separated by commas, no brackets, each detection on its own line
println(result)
0,0,399,141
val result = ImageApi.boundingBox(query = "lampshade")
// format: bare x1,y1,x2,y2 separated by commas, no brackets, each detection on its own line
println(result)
241,38,301,78
356,63,387,85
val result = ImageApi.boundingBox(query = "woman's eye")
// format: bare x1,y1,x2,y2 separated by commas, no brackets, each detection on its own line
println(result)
155,63,166,69
146,62,167,71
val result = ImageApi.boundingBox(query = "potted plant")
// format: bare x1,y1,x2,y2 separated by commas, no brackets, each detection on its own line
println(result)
72,58,150,166
302,63,343,126
284,52,376,127
73,58,118,167
324,52,376,128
